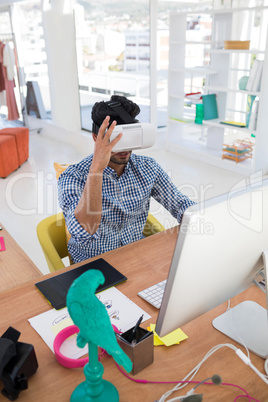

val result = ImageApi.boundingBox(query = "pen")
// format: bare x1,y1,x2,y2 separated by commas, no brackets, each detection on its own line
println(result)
129,314,143,343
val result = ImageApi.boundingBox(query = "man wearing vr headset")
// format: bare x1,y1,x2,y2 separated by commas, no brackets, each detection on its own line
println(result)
58,95,195,264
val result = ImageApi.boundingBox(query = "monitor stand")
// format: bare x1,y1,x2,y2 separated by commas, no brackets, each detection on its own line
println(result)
212,250,268,360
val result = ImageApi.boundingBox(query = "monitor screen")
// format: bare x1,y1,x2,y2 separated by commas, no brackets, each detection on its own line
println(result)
155,178,268,356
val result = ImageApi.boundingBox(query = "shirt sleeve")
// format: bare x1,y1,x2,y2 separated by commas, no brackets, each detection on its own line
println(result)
150,161,196,223
57,166,100,244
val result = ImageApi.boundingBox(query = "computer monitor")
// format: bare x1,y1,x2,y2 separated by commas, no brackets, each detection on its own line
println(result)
155,178,268,358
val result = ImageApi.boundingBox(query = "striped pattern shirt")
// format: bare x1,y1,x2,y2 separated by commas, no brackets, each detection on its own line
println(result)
58,153,195,263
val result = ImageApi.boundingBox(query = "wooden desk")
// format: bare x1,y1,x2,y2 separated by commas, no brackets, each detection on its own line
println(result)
0,227,267,401
0,222,42,292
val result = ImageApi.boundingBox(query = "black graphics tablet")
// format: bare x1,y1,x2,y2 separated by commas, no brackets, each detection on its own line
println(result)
35,258,127,310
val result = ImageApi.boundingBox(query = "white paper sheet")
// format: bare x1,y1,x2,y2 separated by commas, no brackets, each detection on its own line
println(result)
29,287,151,359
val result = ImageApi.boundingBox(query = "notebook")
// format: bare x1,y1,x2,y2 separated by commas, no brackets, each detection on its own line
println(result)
220,120,246,127
35,258,127,310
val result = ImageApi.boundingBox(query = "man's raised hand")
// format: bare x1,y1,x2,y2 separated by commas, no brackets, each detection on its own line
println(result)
91,116,123,173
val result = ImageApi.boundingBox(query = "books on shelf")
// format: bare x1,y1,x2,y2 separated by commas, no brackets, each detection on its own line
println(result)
246,60,263,92
184,92,203,104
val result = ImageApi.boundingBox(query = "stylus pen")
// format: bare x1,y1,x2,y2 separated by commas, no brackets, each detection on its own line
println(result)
129,314,143,343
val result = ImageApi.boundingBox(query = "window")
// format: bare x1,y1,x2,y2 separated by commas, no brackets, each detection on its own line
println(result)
0,9,11,35
75,0,150,131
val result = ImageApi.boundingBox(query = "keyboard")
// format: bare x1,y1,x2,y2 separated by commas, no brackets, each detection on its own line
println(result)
138,279,167,309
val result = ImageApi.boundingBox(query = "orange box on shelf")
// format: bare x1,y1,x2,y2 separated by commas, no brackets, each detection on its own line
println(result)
224,40,250,50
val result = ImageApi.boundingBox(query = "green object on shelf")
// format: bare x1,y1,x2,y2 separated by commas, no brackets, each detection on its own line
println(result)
246,94,256,128
195,104,204,124
238,75,249,90
202,94,218,120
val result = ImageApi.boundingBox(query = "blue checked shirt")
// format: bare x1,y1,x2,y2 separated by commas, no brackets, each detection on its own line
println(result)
58,153,195,263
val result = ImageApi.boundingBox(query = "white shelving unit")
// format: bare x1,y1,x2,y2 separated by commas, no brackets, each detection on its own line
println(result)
167,3,268,175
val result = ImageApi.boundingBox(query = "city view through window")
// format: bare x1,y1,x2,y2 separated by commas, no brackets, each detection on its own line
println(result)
75,0,151,130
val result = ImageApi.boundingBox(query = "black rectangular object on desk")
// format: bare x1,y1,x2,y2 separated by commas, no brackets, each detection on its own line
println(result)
35,258,127,310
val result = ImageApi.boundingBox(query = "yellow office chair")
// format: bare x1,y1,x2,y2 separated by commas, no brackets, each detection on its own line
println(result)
37,212,165,273
142,212,165,237
37,212,69,273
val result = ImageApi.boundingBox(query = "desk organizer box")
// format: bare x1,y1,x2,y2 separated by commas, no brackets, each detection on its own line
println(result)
222,139,254,164
117,327,154,375
0,127,29,178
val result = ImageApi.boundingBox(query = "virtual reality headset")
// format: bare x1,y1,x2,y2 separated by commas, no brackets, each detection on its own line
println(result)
92,100,156,152
0,327,38,400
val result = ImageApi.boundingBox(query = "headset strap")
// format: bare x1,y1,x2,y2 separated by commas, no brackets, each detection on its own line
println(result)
92,101,136,134
107,101,136,124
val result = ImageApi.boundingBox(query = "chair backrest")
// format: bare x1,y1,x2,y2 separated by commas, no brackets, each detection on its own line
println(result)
143,212,165,237
36,212,69,272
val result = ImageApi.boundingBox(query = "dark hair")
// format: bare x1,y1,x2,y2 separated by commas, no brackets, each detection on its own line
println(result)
91,95,140,127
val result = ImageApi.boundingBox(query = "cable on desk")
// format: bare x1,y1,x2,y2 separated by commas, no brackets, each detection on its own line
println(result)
115,361,260,402
113,343,263,402
157,343,236,401
158,343,267,402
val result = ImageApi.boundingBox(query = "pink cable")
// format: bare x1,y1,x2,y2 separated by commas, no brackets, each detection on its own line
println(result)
53,324,261,402
234,395,261,402
104,327,261,402
115,363,261,402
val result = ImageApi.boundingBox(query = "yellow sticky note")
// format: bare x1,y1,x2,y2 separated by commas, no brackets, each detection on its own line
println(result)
149,324,177,346
147,325,164,346
154,336,165,346
149,323,188,347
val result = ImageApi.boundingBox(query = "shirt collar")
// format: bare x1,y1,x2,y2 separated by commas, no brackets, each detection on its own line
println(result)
103,155,132,178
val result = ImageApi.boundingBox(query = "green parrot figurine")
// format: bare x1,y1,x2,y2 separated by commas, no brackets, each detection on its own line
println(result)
66,269,132,401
